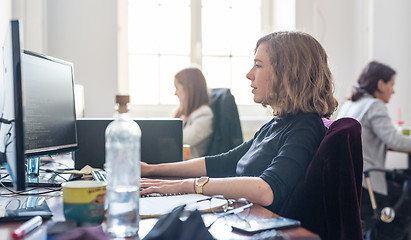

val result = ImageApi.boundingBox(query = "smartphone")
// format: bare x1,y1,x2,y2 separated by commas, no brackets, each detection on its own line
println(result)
231,217,301,234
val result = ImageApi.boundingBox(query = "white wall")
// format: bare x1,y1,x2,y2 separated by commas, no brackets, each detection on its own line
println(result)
0,1,12,70
7,0,119,118
296,0,369,115
372,0,411,124
46,0,118,117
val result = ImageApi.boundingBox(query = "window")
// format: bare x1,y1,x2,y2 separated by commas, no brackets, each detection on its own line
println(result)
201,0,260,104
128,0,295,108
128,0,191,105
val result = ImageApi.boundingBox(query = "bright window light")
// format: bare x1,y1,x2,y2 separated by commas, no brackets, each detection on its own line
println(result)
128,0,295,107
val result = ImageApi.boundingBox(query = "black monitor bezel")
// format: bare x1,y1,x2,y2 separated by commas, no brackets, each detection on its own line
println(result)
21,49,79,158
2,20,27,191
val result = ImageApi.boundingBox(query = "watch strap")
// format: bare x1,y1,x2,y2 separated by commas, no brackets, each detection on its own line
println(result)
195,176,209,194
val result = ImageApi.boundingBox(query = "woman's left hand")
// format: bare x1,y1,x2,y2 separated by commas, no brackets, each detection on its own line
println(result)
140,178,195,195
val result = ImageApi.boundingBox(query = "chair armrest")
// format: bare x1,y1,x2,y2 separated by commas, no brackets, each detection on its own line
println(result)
363,168,411,180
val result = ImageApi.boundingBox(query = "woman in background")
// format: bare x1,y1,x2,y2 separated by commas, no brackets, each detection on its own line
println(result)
141,31,338,213
174,67,213,159
337,61,411,240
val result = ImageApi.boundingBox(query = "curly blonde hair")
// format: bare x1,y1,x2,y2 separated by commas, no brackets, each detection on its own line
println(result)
256,31,338,118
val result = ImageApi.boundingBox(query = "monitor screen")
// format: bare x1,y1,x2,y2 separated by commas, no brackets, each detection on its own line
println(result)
1,20,26,191
21,50,78,157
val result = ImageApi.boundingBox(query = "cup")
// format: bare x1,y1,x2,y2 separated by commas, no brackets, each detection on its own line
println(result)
183,144,191,160
62,180,106,226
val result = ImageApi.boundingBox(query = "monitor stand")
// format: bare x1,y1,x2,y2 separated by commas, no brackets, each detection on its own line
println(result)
1,157,73,188
25,157,70,187
27,157,40,176
1,154,78,188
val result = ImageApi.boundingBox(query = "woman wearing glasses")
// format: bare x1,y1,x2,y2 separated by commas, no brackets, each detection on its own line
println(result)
141,31,338,213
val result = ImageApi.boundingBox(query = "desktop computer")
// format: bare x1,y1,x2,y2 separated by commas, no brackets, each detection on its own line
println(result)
1,20,78,190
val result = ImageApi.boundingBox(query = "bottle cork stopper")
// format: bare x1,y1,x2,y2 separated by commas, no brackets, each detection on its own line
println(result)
116,95,129,113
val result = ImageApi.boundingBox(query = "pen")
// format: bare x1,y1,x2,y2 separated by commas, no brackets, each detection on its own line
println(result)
11,216,43,239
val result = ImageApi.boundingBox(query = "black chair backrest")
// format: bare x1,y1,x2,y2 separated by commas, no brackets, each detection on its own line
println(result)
206,88,243,156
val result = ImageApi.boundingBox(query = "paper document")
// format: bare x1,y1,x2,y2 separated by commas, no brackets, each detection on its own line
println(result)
140,194,226,218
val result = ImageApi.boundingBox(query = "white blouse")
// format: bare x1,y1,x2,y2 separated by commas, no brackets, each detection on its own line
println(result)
183,105,214,159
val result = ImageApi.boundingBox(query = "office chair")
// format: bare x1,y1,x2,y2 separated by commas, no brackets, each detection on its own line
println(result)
362,168,411,240
279,117,364,240
205,88,243,156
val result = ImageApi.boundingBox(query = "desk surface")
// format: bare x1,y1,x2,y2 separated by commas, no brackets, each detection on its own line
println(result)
0,188,320,240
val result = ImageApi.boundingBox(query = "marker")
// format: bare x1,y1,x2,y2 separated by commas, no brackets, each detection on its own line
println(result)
11,216,42,239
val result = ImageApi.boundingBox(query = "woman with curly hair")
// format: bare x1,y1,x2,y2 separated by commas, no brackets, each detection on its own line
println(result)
141,31,338,212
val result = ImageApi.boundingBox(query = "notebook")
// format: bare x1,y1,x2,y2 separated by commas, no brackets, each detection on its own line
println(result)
75,118,183,170
140,194,227,219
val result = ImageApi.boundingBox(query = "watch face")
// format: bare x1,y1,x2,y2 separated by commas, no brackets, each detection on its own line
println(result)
197,177,208,184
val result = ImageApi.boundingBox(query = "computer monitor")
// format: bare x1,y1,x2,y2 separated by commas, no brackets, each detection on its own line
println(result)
1,20,78,189
21,49,78,158
19,49,78,186
75,118,183,170
0,20,27,191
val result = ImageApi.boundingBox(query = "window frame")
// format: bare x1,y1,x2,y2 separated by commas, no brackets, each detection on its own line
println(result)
125,0,295,119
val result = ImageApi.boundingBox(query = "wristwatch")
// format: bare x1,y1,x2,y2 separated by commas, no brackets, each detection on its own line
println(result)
195,176,209,194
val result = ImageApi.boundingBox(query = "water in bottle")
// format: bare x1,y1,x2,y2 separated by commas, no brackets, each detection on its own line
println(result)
105,95,141,237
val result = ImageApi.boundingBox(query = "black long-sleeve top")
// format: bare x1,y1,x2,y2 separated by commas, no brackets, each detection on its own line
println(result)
205,112,325,212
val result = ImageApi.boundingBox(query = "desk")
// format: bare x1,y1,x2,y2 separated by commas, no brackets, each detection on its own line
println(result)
0,189,320,240
387,149,411,169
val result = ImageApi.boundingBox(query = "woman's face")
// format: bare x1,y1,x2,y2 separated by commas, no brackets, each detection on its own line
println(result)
246,43,273,105
374,75,396,103
174,78,186,105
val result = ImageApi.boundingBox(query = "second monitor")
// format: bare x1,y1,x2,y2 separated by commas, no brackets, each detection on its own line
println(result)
22,49,78,158
75,118,183,170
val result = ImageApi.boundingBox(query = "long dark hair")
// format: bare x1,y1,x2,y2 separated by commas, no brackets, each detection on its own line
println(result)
350,61,396,101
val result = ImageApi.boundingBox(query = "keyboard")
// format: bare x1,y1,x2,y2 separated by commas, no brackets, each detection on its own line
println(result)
91,170,107,183
91,170,164,198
